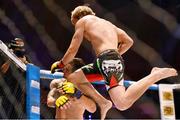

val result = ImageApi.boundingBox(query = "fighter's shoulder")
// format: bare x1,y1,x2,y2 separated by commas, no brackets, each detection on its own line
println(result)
76,17,86,26
76,15,94,26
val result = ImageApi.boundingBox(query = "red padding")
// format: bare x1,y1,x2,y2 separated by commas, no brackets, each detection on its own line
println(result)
85,74,103,82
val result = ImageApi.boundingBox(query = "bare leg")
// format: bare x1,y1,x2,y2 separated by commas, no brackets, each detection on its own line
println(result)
108,67,178,111
67,69,112,120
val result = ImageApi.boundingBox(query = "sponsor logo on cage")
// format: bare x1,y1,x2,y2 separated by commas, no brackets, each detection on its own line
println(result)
163,105,174,116
31,80,40,89
31,106,40,114
163,91,173,101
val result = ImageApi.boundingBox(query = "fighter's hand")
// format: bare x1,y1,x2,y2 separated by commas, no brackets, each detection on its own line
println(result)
61,81,76,94
51,60,64,73
55,95,69,108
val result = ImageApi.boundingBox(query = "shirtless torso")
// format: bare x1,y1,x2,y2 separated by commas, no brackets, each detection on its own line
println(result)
61,15,133,65
55,95,95,119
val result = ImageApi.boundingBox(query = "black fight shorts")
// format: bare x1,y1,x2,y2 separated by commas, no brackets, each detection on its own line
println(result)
82,49,125,90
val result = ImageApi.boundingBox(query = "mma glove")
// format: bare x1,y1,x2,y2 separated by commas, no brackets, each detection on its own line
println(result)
61,81,76,94
55,95,69,108
51,60,64,73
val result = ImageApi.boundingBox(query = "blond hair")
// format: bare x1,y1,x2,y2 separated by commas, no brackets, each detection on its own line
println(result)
71,6,95,20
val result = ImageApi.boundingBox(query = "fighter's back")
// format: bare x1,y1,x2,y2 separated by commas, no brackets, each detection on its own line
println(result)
80,15,119,55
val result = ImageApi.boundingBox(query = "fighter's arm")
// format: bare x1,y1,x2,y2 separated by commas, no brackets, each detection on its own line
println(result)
47,88,57,108
116,28,134,55
61,20,84,65
47,79,76,108
80,95,96,113
47,79,64,108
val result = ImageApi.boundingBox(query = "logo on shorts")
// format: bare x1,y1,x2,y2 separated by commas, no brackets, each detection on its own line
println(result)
101,60,123,76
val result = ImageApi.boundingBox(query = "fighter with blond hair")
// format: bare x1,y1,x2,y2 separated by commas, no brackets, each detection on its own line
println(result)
51,5,178,119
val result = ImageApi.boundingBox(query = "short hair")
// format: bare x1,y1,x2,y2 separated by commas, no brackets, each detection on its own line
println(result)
69,58,85,72
71,6,95,20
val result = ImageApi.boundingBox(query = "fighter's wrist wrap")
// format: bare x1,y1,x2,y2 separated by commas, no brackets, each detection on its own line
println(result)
72,89,82,99
58,60,65,68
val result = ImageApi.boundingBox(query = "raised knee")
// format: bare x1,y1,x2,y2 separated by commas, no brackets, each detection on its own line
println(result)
67,71,79,80
67,69,84,84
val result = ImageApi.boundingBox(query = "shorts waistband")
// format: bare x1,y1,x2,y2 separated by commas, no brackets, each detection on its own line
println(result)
98,49,118,57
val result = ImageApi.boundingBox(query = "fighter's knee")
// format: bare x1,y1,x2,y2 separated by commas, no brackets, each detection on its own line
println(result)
67,69,82,82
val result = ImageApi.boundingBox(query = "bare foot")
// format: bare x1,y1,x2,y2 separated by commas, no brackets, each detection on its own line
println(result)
151,67,177,82
99,100,112,120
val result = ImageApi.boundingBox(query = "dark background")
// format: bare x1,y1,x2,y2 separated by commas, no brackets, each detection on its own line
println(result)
0,0,180,119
